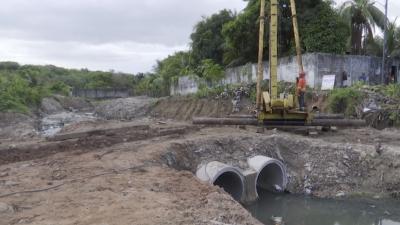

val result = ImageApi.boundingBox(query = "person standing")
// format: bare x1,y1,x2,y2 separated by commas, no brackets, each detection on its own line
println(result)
297,71,306,111
341,71,348,87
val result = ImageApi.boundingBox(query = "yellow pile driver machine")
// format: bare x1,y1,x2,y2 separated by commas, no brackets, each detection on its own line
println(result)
193,0,365,128
256,0,308,126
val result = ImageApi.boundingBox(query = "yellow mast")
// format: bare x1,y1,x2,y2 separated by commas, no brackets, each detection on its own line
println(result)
269,0,279,100
256,0,266,109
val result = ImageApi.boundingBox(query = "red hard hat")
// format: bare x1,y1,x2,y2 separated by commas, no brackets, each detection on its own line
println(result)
299,71,306,77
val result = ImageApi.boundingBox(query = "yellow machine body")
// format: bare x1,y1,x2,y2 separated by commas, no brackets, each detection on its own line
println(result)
256,0,309,125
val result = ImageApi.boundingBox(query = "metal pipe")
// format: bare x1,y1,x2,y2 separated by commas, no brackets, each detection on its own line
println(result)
310,119,366,127
227,114,345,120
193,117,259,126
192,117,366,127
227,114,257,119
314,114,345,120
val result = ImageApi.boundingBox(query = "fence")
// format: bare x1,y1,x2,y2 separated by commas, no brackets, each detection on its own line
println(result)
170,53,400,95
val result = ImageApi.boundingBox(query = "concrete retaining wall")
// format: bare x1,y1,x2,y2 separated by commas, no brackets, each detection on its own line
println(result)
72,88,131,99
170,53,400,95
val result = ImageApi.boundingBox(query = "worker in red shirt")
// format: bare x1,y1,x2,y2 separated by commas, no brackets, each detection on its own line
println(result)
297,71,306,111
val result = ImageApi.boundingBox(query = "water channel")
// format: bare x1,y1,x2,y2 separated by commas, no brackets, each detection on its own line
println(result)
246,191,400,225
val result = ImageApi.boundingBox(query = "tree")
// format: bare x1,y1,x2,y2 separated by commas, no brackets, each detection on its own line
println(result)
198,59,225,82
340,0,386,55
222,0,263,67
190,10,236,66
366,19,400,57
150,51,192,95
222,0,348,66
302,1,349,53
154,51,192,82
386,19,400,58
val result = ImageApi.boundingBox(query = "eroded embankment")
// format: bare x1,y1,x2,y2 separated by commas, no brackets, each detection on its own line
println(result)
158,128,400,198
0,125,263,225
0,122,195,166
1,117,400,225
151,96,246,121
3,123,399,199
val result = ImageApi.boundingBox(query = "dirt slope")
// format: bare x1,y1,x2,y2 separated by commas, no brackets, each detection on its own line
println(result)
0,125,261,225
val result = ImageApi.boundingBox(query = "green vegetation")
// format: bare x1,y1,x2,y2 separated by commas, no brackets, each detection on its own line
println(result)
191,10,236,66
2,0,399,113
143,0,363,97
303,2,349,54
194,86,226,99
326,84,400,128
0,62,139,113
328,86,363,116
340,0,386,54
0,75,49,112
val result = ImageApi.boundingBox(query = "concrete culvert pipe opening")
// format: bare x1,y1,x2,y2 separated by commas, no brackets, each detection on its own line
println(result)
257,163,284,192
248,156,288,197
213,171,244,201
196,161,244,201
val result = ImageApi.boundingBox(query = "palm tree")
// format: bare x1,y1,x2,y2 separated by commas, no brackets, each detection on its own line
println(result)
365,19,400,57
386,19,400,57
340,0,386,55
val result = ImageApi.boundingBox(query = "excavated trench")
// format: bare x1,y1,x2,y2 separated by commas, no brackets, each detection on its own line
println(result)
160,134,400,225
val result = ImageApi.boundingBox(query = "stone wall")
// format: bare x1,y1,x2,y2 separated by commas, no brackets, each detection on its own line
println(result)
170,53,400,95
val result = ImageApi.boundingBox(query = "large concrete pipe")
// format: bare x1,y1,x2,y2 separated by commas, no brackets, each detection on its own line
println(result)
248,156,287,196
196,161,244,201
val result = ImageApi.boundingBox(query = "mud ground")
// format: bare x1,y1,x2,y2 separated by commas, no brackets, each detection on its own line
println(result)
0,96,400,225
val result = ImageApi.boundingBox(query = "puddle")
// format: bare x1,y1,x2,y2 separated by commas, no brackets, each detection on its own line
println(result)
39,112,97,137
246,191,400,225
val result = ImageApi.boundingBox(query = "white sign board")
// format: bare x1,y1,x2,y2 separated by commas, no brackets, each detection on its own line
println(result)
321,75,336,90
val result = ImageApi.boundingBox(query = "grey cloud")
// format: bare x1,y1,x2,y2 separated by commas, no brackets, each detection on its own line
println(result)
0,0,246,73
0,38,186,73
0,0,246,45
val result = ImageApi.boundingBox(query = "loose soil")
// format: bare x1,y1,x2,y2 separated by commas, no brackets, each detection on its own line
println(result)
0,96,400,225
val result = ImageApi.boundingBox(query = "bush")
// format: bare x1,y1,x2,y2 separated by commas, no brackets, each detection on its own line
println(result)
328,87,363,116
382,84,400,99
194,86,226,99
0,75,49,112
0,61,138,112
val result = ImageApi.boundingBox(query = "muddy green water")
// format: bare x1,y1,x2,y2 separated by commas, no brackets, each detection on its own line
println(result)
246,192,400,225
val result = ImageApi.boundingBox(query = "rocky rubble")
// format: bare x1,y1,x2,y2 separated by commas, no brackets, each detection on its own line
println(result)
94,96,156,120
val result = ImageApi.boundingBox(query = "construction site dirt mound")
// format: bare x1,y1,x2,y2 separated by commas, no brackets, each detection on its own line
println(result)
151,96,254,121
0,113,37,141
54,95,94,112
1,95,400,224
0,124,261,225
94,96,156,120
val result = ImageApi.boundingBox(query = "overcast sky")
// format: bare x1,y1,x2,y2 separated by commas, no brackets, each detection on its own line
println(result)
0,0,398,74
